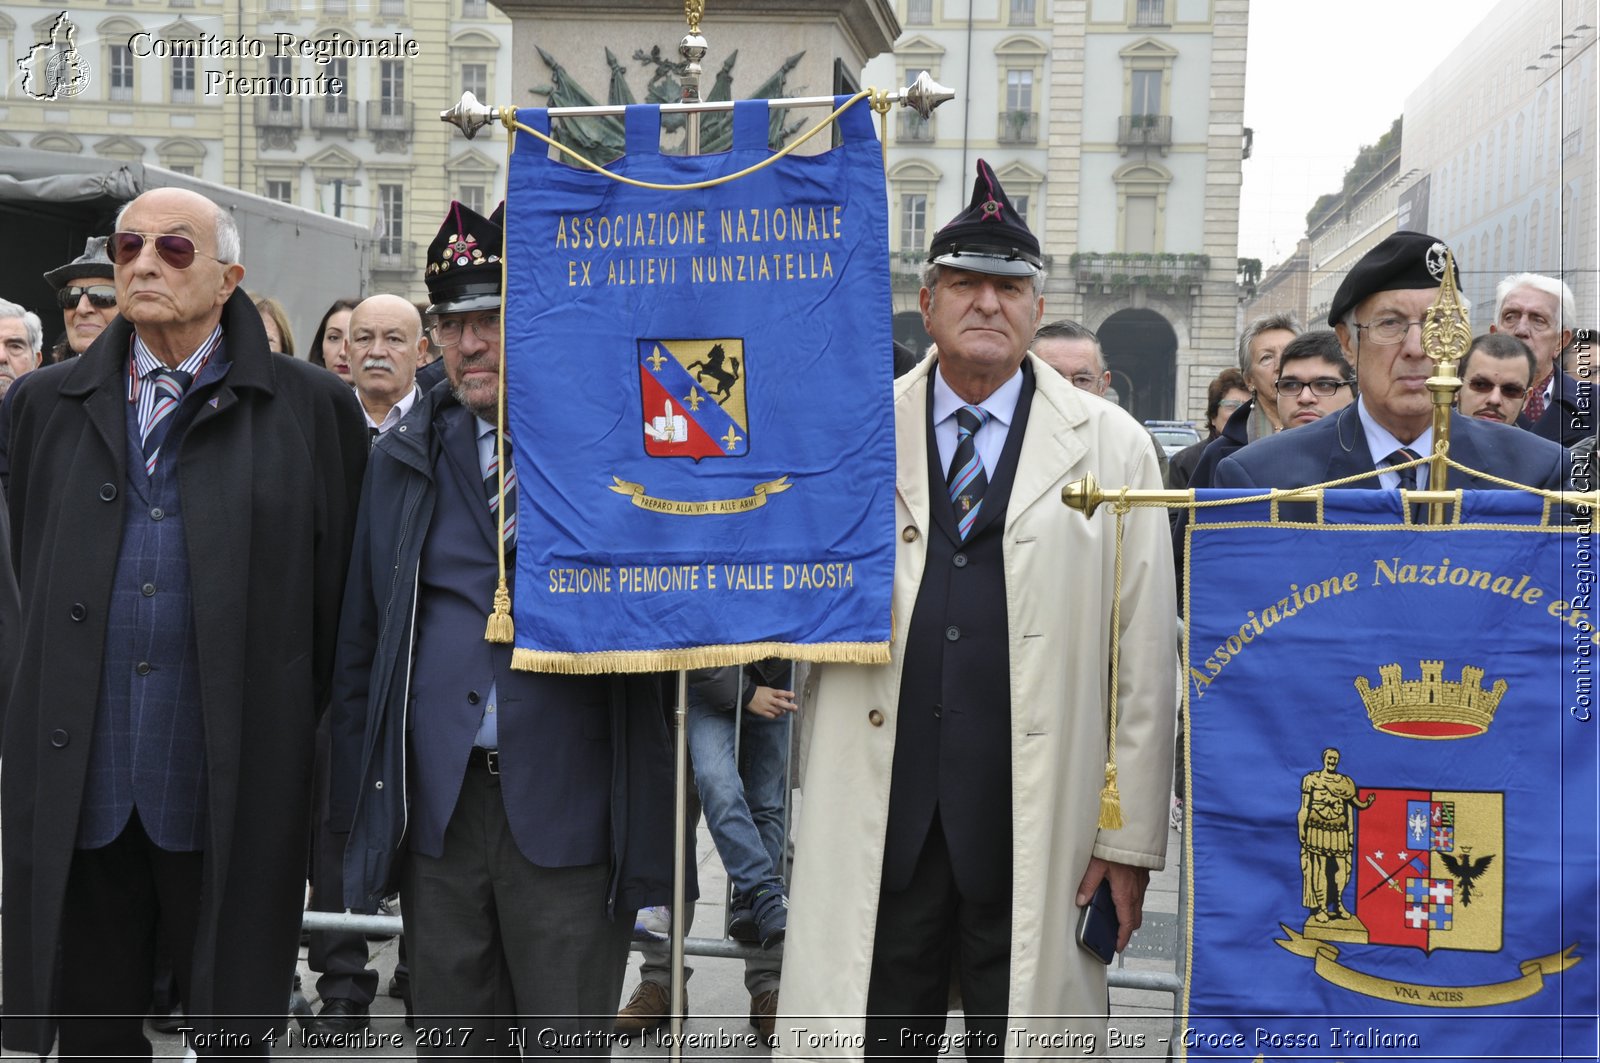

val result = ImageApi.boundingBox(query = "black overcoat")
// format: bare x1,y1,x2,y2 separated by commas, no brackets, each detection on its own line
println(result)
1,288,368,1053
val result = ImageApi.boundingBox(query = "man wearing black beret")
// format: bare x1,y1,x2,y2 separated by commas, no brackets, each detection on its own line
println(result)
1215,230,1566,495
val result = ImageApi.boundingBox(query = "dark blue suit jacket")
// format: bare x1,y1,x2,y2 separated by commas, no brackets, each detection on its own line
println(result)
1518,370,1594,448
1214,404,1567,492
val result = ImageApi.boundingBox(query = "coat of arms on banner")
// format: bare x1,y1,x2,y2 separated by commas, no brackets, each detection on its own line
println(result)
639,338,749,460
1292,746,1504,955
1354,786,1502,953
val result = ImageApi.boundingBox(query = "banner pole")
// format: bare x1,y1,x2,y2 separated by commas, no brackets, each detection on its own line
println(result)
668,10,706,1061
439,73,955,141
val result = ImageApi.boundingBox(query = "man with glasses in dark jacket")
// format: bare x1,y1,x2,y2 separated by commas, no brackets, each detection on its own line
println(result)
329,202,676,1058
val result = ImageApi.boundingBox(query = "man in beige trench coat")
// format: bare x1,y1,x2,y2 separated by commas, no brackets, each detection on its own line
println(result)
775,161,1176,1061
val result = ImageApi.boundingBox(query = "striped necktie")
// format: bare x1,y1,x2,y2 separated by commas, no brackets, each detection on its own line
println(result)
1385,446,1423,491
140,368,193,476
947,405,991,541
485,437,518,549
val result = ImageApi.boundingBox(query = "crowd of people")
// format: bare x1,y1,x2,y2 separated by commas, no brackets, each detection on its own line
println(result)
0,166,1588,1063
1175,238,1590,499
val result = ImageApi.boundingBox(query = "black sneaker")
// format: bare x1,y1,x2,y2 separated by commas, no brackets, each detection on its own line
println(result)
726,894,758,943
751,886,788,949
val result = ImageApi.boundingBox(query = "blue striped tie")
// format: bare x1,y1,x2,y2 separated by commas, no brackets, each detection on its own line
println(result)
947,405,991,540
140,368,192,476
485,439,518,549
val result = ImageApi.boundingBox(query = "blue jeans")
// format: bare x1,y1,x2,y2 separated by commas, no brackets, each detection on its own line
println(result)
686,690,790,900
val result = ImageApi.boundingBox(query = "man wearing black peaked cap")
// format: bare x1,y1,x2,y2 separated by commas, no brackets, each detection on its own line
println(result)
328,202,675,1056
776,161,1177,1059
1215,230,1567,495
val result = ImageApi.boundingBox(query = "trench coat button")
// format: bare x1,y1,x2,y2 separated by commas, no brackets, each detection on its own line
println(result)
933,703,942,718
98,483,116,502
49,729,69,748
467,690,481,705
945,625,961,642
867,709,884,727
952,553,968,568
150,507,165,521
136,661,152,676
901,526,919,543
141,582,157,597
374,780,384,790
69,602,87,621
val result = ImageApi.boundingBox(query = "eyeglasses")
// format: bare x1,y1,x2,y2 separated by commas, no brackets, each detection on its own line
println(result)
1498,309,1556,333
1465,376,1529,399
1275,377,1354,397
56,284,117,310
428,312,500,347
1353,318,1424,346
1068,373,1104,389
109,231,223,271
1217,398,1246,411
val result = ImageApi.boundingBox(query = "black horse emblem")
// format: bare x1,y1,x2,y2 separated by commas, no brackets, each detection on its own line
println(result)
687,343,742,404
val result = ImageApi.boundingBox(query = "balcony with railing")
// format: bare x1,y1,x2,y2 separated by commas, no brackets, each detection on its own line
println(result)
373,239,417,272
1070,252,1210,296
1117,114,1172,154
310,102,357,133
897,111,934,143
366,99,412,132
997,110,1038,144
254,98,302,130
1133,0,1167,25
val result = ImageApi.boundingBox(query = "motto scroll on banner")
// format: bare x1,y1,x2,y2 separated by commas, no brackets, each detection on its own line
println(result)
1180,489,1597,1061
502,98,893,673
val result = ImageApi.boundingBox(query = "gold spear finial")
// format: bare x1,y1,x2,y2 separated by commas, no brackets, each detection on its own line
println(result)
685,0,704,34
1421,244,1472,370
1420,243,1472,521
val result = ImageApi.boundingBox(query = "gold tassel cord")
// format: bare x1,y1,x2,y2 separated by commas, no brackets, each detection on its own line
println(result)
499,90,877,192
484,122,517,643
1098,497,1130,831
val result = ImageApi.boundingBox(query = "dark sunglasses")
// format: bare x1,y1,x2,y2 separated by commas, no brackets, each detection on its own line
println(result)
56,284,117,310
1466,376,1528,399
109,231,221,270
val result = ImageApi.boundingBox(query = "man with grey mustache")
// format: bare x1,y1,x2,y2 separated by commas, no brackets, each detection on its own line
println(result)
349,294,426,438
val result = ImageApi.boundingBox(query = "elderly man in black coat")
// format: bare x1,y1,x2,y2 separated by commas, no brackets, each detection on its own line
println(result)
1,187,368,1058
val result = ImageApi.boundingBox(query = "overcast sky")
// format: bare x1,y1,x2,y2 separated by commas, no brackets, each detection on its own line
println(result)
1237,0,1504,267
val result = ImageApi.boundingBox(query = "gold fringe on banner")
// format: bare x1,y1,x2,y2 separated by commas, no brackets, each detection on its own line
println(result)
512,640,890,675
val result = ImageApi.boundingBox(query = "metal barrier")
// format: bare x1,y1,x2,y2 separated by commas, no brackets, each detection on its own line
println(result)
297,913,1183,995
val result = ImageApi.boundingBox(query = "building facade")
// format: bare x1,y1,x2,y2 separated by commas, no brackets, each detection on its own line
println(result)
865,0,1248,421
1399,0,1596,326
1242,236,1308,327
3,0,515,310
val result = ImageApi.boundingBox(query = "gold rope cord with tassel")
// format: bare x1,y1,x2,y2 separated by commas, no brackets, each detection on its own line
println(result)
484,120,518,643
1099,492,1131,830
498,90,875,192
480,89,892,643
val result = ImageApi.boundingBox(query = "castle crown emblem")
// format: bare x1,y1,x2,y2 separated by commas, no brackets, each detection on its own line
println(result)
1353,660,1506,739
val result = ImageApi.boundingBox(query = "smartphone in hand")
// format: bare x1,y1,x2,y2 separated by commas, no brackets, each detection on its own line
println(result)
1075,878,1120,965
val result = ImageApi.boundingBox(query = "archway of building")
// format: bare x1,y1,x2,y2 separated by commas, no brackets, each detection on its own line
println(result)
1097,308,1177,421
893,310,932,361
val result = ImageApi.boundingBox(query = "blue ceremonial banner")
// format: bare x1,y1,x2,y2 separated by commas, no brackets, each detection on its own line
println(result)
1181,490,1597,1061
502,99,894,672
